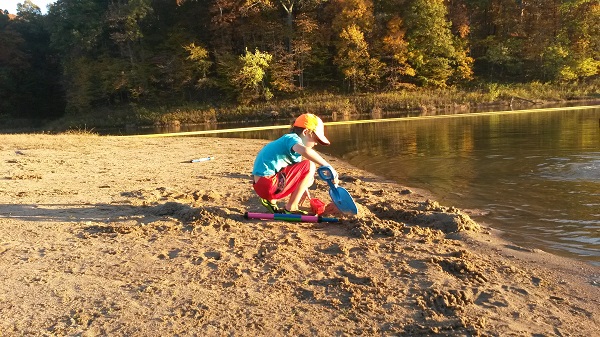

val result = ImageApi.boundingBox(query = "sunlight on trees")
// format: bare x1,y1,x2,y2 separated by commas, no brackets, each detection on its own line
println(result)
232,48,273,103
1,0,597,119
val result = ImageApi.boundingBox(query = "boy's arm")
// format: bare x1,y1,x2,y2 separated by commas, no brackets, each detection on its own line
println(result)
292,143,339,183
292,143,329,166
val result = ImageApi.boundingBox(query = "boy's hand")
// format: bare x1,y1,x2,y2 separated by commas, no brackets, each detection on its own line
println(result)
322,165,339,184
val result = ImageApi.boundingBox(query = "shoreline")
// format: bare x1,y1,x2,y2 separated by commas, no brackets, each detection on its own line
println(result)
3,97,600,135
1,134,598,335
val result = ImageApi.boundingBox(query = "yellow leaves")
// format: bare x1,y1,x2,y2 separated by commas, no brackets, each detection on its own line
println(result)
341,0,372,25
574,58,600,77
183,43,212,88
337,24,369,73
239,48,272,70
383,16,409,63
183,43,208,62
332,0,374,34
382,16,416,80
457,24,470,39
240,0,274,14
339,24,368,50
456,54,474,81
232,48,273,101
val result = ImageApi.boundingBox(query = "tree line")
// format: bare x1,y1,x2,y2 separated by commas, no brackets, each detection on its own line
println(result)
1,0,598,121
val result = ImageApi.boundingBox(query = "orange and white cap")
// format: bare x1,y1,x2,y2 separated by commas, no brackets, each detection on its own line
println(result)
293,113,330,145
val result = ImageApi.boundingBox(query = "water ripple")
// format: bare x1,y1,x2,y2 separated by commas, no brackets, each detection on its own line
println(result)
539,153,600,182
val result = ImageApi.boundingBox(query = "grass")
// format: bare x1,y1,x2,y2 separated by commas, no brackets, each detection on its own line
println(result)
59,126,99,136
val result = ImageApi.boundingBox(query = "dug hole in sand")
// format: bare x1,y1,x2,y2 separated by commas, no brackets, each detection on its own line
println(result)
0,134,598,336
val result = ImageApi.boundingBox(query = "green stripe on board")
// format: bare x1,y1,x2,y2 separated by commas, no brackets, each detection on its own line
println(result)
124,105,600,138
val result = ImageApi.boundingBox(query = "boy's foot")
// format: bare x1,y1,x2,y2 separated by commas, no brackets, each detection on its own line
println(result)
260,198,280,213
283,208,309,215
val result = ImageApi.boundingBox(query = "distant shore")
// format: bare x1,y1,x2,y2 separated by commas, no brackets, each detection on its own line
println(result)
3,84,599,134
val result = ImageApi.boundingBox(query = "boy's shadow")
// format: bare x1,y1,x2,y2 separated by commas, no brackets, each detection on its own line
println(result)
0,201,233,227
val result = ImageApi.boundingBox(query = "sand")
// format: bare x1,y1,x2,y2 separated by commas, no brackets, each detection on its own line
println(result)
0,133,598,336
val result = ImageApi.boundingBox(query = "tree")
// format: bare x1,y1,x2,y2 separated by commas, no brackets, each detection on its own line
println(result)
231,48,273,103
545,0,600,81
183,42,213,89
46,0,107,55
280,8,322,90
270,44,298,93
106,0,153,99
403,0,472,87
335,24,383,92
381,16,416,89
330,0,382,91
17,0,42,20
46,0,109,112
0,12,28,116
0,3,64,119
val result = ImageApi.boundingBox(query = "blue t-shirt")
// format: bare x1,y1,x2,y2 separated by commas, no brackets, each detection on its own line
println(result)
252,133,303,177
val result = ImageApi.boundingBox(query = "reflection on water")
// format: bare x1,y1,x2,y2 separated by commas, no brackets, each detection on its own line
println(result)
220,107,600,266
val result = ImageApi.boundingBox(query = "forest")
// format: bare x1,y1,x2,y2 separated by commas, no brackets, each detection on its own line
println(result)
1,0,598,128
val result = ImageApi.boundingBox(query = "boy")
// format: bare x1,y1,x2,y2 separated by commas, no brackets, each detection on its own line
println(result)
252,113,339,214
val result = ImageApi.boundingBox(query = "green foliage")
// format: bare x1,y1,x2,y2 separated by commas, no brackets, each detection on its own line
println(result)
231,48,273,103
485,83,502,101
17,0,42,20
0,7,64,118
1,0,598,126
0,12,28,115
183,42,213,88
480,36,524,78
541,44,572,81
63,57,98,113
107,0,152,45
46,0,107,54
403,0,472,87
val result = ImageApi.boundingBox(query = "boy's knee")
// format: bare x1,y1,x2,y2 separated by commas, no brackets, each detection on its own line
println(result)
307,162,316,185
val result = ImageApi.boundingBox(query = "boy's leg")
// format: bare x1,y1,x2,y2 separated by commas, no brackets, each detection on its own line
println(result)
253,178,280,213
254,160,313,211
283,161,316,212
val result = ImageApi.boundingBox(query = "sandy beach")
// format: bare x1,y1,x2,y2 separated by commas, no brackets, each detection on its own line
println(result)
1,133,598,336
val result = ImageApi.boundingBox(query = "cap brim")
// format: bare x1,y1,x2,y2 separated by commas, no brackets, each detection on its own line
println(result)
315,132,330,145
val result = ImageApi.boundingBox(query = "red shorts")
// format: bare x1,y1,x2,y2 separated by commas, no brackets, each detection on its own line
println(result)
253,160,312,200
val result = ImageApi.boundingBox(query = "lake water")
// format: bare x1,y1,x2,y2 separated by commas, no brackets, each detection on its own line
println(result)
329,107,600,266
205,106,599,266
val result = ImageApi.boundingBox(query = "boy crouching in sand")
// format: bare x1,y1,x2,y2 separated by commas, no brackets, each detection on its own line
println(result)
252,113,339,214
